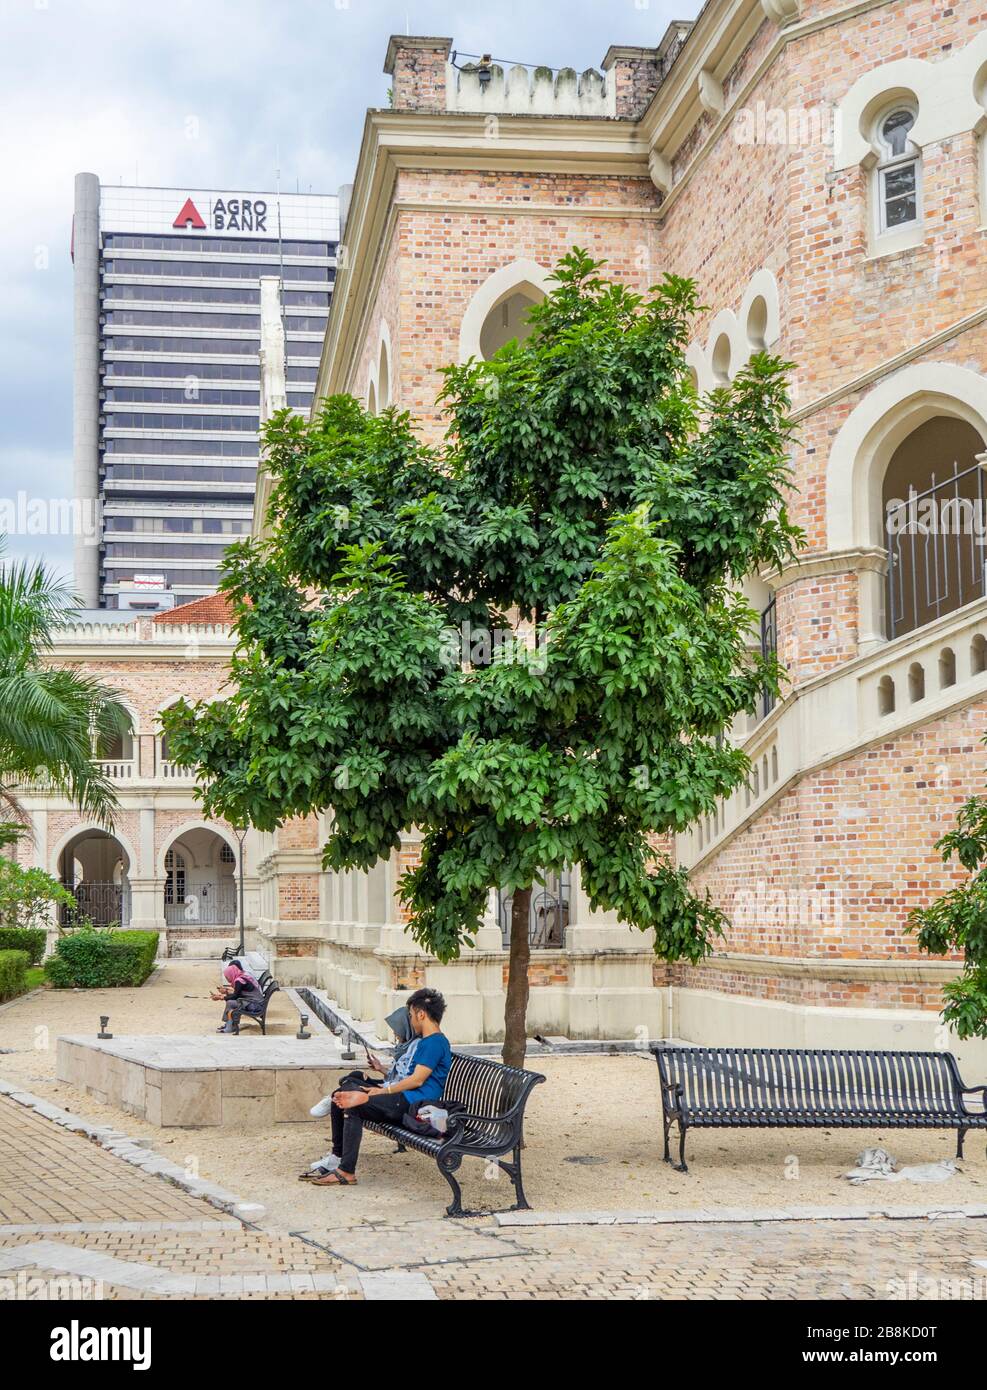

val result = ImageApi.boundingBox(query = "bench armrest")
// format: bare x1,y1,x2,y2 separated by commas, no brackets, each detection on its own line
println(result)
659,1081,685,1115
960,1085,987,1116
442,1107,523,1149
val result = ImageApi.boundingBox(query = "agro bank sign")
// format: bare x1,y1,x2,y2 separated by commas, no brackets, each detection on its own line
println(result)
172,195,268,233
98,186,340,243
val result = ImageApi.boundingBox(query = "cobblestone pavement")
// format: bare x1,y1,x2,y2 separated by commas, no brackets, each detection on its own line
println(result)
0,1095,355,1300
296,1214,987,1301
2,1090,986,1300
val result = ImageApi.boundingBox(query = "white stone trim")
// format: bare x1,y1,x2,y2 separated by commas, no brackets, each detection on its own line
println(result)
825,361,987,556
157,820,241,877
48,822,139,879
678,596,987,870
832,32,987,173
688,266,781,391
458,258,554,364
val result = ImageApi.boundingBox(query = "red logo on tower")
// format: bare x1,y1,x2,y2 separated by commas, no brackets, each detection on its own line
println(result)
173,197,206,230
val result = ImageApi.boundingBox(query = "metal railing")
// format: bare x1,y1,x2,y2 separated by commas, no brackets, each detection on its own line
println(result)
59,881,131,928
164,883,236,926
886,459,987,640
760,596,777,720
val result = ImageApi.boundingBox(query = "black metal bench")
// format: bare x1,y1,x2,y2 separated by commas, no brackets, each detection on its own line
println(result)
652,1044,987,1173
235,976,279,1035
360,1051,546,1217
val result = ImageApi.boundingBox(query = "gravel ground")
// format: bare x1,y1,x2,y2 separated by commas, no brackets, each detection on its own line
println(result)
1,960,985,1231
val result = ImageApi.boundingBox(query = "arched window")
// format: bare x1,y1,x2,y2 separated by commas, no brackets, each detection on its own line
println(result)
711,333,732,386
883,416,986,638
459,260,552,364
478,291,540,360
878,675,895,716
874,107,919,235
377,339,390,410
164,849,186,905
939,647,957,689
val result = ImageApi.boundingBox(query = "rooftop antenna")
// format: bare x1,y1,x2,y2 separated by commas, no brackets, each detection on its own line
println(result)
275,152,288,352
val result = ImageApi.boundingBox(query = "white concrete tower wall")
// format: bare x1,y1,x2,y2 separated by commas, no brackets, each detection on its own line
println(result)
72,172,101,607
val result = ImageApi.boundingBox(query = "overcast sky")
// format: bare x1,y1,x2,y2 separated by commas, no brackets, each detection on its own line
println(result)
0,0,691,581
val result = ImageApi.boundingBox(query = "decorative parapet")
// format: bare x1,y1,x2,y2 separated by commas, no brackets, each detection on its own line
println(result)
445,60,616,119
52,621,234,646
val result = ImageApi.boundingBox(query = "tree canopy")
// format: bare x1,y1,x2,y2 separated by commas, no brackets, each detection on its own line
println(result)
910,745,987,1039
163,250,800,1058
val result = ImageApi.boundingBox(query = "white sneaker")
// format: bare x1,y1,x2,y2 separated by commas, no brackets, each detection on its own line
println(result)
309,1153,340,1173
310,1095,334,1118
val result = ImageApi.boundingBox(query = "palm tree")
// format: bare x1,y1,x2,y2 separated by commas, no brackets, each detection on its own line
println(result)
0,540,128,831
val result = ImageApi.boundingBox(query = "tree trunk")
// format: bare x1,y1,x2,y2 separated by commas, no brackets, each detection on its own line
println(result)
503,885,531,1068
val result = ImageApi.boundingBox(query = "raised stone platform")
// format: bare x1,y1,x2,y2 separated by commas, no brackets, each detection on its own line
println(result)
57,1035,347,1129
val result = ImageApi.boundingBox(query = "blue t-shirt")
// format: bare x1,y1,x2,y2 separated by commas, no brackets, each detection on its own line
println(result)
402,1032,452,1105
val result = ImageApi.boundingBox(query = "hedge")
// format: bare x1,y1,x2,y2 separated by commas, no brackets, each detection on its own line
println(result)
0,949,29,1002
45,929,159,989
0,927,47,966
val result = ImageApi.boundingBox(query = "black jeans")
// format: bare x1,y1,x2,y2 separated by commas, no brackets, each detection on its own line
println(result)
331,1091,409,1174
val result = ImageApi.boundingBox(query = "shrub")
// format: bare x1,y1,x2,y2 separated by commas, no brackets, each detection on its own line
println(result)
0,949,29,1002
0,926,47,965
0,859,74,932
45,927,159,989
43,955,75,989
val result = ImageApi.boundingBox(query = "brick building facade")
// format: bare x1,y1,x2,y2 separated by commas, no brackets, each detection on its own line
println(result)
247,0,987,1061
32,2,987,1058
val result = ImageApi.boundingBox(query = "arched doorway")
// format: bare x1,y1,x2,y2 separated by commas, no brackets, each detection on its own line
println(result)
883,416,987,639
162,827,237,927
57,830,131,927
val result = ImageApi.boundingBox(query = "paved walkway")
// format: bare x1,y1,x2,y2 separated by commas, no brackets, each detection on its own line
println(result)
1,1090,986,1300
0,1095,356,1300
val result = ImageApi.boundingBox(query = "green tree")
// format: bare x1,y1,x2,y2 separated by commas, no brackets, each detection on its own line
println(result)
0,858,75,932
163,251,800,1065
910,742,987,1040
0,539,128,829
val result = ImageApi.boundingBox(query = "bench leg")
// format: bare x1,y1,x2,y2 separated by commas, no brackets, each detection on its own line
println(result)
497,1145,531,1211
662,1115,671,1165
437,1155,465,1218
957,1127,967,1160
673,1123,689,1174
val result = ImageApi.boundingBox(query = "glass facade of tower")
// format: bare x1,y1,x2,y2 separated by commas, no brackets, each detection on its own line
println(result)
73,181,338,607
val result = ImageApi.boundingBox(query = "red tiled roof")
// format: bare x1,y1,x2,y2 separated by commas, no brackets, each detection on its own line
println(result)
152,592,236,625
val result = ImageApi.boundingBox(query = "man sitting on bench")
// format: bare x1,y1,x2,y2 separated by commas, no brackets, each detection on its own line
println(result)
312,987,452,1189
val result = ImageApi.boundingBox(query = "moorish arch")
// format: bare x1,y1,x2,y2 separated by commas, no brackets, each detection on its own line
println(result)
458,258,554,364
825,362,987,643
158,820,240,928
51,824,138,928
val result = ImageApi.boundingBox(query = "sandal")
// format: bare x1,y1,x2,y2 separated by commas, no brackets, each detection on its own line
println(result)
311,1171,357,1186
